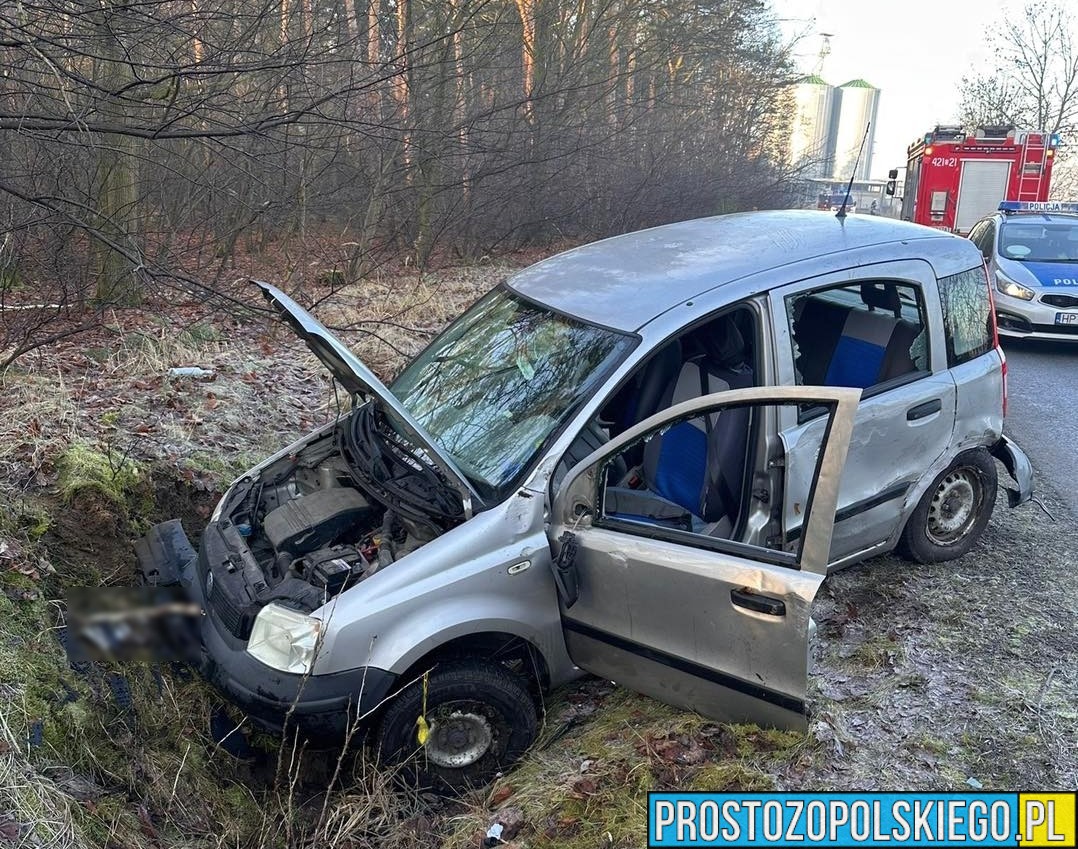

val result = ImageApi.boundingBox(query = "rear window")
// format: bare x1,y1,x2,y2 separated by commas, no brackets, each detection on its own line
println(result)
938,266,994,366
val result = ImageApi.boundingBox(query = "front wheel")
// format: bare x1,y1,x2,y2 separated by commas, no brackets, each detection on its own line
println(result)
374,660,538,792
898,450,998,563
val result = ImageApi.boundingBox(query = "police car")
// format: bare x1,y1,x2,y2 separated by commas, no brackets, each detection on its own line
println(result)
969,201,1078,340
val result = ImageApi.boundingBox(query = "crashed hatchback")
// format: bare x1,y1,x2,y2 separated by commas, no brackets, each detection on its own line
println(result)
138,210,1033,788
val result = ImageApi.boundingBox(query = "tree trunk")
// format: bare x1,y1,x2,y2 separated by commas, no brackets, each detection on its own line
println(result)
91,3,140,306
514,0,538,117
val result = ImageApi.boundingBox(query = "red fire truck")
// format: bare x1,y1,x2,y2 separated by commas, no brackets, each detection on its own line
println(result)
899,125,1059,235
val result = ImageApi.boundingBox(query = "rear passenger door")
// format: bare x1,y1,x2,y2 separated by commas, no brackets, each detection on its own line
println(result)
769,260,956,565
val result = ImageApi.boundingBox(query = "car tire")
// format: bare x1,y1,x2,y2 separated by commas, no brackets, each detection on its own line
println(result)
898,450,998,564
374,660,538,792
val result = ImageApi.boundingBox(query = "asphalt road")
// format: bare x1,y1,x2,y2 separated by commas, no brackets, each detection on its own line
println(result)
1000,337,1078,513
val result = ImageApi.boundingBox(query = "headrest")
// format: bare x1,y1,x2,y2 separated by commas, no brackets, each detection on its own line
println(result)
860,283,902,318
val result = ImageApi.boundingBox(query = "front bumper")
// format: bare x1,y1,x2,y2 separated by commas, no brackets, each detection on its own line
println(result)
995,291,1078,340
135,519,397,742
990,436,1034,508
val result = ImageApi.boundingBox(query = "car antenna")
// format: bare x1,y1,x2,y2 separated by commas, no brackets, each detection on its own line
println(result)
836,122,871,221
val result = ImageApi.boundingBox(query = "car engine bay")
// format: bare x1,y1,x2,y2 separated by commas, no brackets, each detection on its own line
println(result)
202,403,466,636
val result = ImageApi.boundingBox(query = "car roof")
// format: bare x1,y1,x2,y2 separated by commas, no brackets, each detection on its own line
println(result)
506,210,948,331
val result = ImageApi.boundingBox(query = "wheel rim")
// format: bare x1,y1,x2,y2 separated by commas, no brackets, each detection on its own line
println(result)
424,703,497,769
926,467,982,545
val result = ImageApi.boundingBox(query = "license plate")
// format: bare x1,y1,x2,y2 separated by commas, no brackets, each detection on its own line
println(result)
1055,312,1078,325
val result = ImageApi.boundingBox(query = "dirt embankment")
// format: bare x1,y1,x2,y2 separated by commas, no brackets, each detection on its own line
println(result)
1,263,1075,849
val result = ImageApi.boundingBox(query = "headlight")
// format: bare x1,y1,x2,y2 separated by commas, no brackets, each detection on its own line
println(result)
996,271,1035,301
247,604,322,674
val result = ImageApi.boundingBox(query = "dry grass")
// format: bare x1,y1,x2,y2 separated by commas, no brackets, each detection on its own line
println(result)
441,685,805,849
806,484,1078,791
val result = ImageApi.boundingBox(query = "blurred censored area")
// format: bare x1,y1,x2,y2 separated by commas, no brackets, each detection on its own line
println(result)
64,586,202,664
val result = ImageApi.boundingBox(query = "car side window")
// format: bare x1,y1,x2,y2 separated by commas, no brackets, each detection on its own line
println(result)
598,404,755,543
785,281,929,392
938,266,994,366
983,222,997,257
591,400,824,564
553,307,759,490
969,221,994,258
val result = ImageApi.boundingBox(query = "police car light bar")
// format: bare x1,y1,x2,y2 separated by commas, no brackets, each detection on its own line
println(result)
999,201,1078,214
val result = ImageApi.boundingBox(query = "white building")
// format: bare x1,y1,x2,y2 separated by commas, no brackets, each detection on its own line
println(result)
830,79,880,181
789,75,836,178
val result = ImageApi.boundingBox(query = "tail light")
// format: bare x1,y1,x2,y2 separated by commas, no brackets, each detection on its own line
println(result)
1001,352,1008,419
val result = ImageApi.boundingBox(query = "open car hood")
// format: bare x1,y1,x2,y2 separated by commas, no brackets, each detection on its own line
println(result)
254,281,478,514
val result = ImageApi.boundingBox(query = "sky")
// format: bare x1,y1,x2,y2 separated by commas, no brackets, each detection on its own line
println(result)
770,0,1002,179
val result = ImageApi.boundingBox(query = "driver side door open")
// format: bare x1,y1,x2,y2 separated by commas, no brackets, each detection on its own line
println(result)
547,386,859,730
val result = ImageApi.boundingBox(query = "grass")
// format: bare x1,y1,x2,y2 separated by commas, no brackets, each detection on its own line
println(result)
442,688,806,849
0,476,281,848
56,441,142,507
846,634,905,671
104,321,225,376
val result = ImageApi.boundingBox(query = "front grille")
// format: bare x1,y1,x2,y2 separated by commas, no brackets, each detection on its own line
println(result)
199,525,261,639
206,571,257,639
1042,294,1078,308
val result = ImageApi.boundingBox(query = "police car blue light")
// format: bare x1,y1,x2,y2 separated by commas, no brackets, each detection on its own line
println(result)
998,201,1078,214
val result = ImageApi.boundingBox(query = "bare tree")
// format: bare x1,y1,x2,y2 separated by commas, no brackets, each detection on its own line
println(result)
0,0,804,368
959,0,1078,196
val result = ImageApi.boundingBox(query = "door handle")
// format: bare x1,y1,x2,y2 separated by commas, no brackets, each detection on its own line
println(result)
906,399,942,421
730,588,786,616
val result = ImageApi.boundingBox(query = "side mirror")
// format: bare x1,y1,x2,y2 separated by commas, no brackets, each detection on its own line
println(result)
885,168,898,196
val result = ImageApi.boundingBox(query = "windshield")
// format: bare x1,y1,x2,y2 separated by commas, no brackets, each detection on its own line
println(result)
999,220,1078,263
391,289,634,498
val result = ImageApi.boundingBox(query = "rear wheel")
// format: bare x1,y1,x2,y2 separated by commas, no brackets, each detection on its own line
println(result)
898,450,997,563
374,660,538,792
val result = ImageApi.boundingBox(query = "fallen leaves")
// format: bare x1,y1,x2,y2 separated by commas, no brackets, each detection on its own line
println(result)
0,815,19,843
637,732,710,766
567,775,599,798
483,806,524,846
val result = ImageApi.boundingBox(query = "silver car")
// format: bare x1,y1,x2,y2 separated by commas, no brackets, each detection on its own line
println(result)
969,201,1078,341
137,210,1033,789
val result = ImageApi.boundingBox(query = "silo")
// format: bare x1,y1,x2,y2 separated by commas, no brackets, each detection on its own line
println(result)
789,75,836,178
831,79,880,181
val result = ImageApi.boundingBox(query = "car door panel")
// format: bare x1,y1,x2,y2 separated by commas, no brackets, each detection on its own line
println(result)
560,530,828,728
779,372,956,556
950,348,1004,453
548,386,859,730
769,260,957,564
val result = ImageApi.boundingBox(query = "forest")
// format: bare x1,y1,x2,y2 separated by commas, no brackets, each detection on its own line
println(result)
1,0,797,322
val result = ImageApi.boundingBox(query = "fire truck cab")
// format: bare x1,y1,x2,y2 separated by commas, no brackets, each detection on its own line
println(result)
900,125,1059,235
